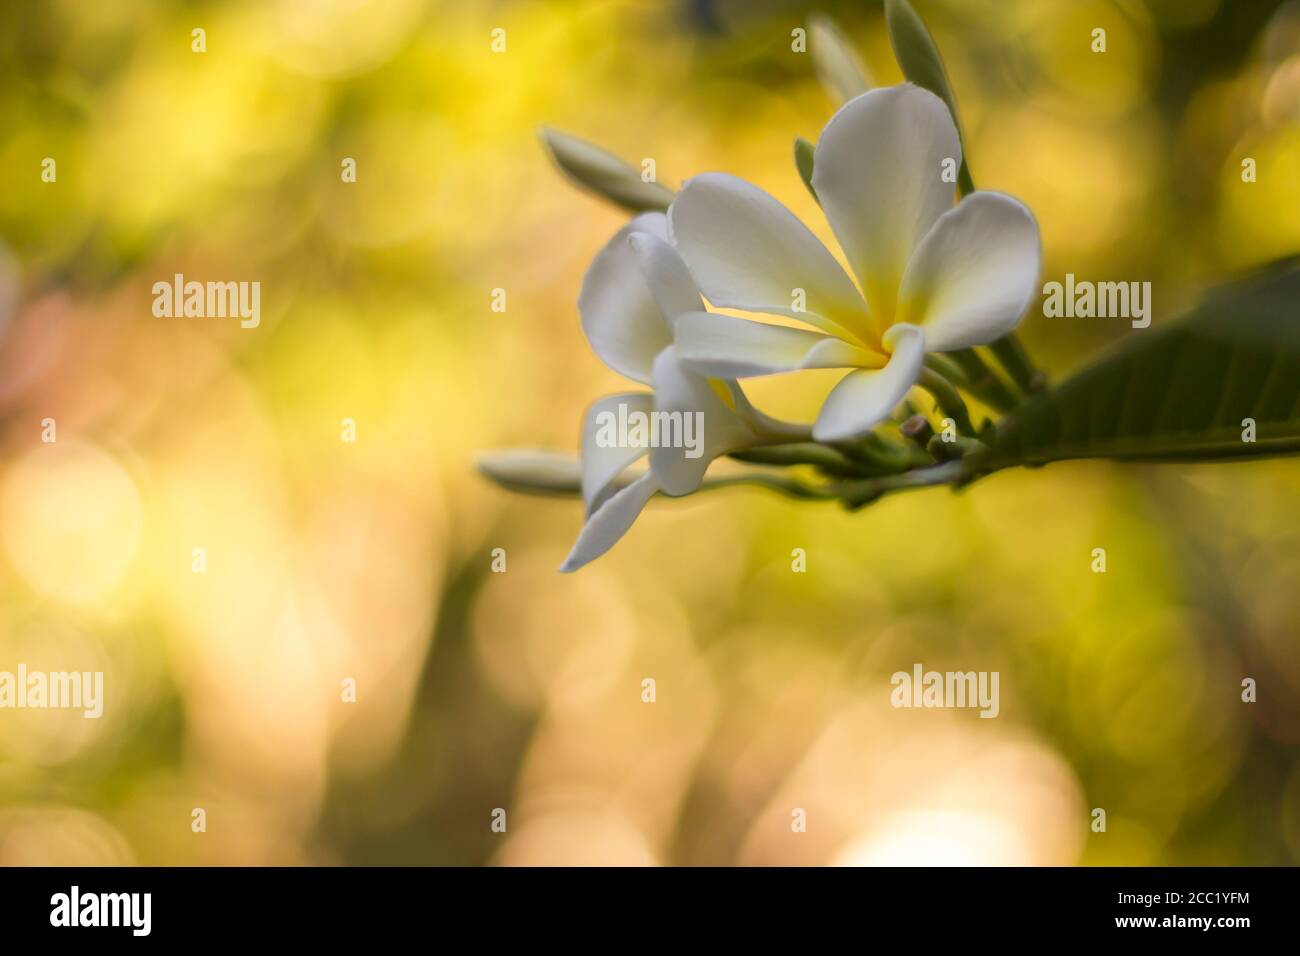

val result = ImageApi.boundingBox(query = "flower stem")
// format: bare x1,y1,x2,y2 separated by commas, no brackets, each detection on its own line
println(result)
834,458,970,509
917,367,976,437
729,443,859,474
927,435,987,462
836,431,930,472
700,473,839,501
749,411,814,445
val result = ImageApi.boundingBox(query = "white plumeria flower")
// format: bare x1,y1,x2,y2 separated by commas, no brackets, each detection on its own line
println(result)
564,211,804,572
667,83,1042,442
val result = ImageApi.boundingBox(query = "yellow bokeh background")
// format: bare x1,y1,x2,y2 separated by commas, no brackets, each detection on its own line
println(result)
0,0,1298,865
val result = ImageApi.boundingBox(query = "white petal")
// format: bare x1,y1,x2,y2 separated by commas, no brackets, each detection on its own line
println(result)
649,346,756,497
560,472,658,572
813,84,960,331
667,173,872,341
627,231,703,322
578,212,675,384
675,311,882,378
812,324,926,441
898,191,1042,351
581,392,653,516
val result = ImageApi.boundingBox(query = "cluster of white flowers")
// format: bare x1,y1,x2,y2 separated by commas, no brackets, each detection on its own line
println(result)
554,83,1041,571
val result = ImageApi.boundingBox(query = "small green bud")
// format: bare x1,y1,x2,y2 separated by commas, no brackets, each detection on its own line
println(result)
539,128,675,213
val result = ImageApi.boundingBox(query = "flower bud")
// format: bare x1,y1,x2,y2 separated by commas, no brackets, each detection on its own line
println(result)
540,128,675,213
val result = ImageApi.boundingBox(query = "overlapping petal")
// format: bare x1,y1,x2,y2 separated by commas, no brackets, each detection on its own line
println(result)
667,173,872,340
580,392,653,516
628,230,703,322
812,324,926,441
813,84,960,331
898,191,1042,351
577,211,676,384
675,311,882,378
648,346,758,497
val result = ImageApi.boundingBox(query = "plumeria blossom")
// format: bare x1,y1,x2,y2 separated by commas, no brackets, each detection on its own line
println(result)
667,83,1042,441
563,211,806,572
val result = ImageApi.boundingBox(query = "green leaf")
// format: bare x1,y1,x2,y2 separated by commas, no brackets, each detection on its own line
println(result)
793,136,818,203
808,13,871,104
884,0,975,196
985,262,1300,468
539,127,675,213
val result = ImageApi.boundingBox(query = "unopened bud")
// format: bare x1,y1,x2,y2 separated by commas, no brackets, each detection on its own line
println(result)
808,14,872,103
477,450,583,495
540,128,675,213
